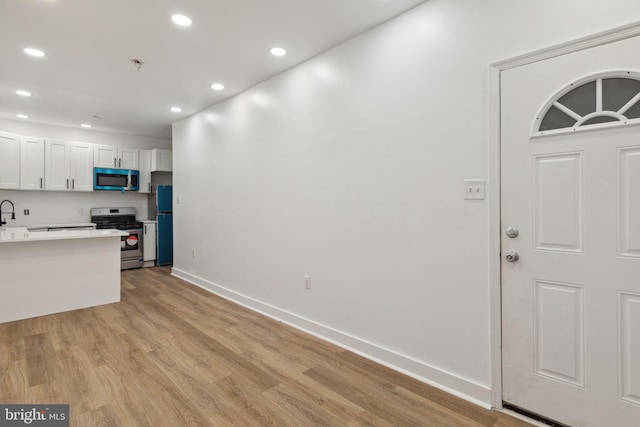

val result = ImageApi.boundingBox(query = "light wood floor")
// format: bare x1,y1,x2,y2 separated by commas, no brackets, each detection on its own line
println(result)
0,267,530,426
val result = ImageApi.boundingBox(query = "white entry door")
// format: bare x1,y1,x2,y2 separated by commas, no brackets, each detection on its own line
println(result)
501,35,640,426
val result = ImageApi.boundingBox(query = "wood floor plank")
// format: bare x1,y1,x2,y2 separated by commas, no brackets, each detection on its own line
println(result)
24,333,56,387
305,362,441,426
336,350,503,426
0,267,530,426
75,404,124,427
211,375,288,427
0,360,31,403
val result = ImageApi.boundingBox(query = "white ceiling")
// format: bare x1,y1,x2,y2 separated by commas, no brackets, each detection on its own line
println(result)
0,0,426,140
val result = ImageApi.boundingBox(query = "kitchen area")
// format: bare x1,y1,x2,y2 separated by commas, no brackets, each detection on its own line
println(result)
0,129,173,323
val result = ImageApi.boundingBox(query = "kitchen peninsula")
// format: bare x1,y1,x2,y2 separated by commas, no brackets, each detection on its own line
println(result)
0,227,127,323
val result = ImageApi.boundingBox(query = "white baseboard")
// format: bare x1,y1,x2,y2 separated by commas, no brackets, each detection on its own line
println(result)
171,267,492,409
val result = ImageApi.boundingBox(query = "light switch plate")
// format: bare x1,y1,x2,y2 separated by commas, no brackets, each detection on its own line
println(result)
464,179,485,200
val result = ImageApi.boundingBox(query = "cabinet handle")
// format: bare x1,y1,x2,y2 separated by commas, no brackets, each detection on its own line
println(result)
114,158,117,168
144,225,147,234
148,183,151,193
66,178,69,189
72,179,75,190
119,158,122,168
40,178,43,189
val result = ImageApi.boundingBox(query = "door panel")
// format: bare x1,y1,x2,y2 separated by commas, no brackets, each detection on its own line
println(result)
533,152,583,252
619,291,640,405
618,147,640,257
501,35,640,426
534,280,585,387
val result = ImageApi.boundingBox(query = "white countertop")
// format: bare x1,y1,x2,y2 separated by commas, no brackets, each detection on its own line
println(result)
0,227,128,243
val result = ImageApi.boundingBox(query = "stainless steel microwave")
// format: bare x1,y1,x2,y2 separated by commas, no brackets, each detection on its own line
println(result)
94,168,139,191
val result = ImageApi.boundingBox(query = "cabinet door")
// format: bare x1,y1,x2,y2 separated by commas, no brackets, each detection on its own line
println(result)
151,149,172,172
69,142,94,192
143,222,157,261
138,149,152,193
20,136,45,190
119,147,139,169
45,140,70,191
94,144,118,168
0,132,20,189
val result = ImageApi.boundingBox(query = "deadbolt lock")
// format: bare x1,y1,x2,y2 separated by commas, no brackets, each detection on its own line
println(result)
505,227,519,238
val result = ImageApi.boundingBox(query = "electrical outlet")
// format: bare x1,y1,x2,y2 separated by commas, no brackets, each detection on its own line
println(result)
304,276,311,290
23,209,30,216
192,248,197,258
464,179,485,200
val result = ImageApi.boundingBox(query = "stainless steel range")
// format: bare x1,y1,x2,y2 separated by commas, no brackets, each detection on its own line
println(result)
91,207,144,270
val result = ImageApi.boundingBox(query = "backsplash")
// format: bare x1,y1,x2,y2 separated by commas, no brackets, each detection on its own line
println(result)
0,190,150,227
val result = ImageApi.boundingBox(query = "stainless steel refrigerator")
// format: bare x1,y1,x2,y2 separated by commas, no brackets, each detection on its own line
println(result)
148,185,173,265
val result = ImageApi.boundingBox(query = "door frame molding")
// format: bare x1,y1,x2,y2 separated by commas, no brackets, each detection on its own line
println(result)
488,20,640,409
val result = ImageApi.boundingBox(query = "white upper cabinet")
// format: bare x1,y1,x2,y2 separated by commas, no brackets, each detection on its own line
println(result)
45,140,69,191
94,144,139,169
94,144,118,168
45,140,93,192
1,129,166,193
93,145,139,170
151,149,172,172
69,142,94,191
0,132,20,189
20,136,45,190
119,147,139,169
138,149,152,193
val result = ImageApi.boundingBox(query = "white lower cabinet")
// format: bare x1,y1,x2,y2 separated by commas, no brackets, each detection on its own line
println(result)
143,221,156,267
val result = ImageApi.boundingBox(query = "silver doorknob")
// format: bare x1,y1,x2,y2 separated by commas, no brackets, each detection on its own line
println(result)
505,251,519,262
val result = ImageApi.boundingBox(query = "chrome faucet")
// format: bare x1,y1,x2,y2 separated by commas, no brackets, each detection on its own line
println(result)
0,199,16,226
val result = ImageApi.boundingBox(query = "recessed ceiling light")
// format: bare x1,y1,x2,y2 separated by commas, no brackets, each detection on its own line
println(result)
270,47,287,57
172,14,192,27
16,90,32,97
16,114,29,119
81,124,92,128
24,48,45,57
210,83,224,91
171,107,182,113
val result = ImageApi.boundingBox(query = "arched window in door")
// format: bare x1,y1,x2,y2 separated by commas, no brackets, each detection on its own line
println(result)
533,72,640,136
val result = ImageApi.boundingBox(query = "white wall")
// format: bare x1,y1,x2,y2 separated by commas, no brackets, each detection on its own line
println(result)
0,119,171,225
171,0,640,406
